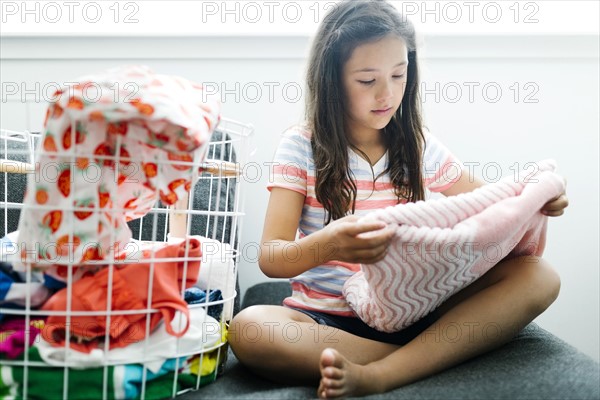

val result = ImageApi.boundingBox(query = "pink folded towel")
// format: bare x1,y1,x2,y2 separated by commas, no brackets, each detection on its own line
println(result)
342,159,566,333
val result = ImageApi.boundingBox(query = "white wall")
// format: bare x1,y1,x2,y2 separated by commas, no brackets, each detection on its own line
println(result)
1,33,598,362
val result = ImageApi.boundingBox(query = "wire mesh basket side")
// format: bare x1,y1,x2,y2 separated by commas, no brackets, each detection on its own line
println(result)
0,118,253,399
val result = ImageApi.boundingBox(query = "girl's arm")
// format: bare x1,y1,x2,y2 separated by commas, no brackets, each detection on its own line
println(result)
259,187,394,278
440,168,486,197
440,168,568,216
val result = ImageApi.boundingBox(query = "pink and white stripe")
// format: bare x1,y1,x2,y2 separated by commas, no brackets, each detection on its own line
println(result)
343,159,566,333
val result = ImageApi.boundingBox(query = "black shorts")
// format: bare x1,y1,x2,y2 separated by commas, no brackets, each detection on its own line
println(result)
287,306,441,346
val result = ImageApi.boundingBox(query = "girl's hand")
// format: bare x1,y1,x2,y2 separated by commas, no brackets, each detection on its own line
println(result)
542,191,569,217
322,215,395,264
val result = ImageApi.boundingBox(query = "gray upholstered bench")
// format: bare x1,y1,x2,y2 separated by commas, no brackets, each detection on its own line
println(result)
181,281,600,400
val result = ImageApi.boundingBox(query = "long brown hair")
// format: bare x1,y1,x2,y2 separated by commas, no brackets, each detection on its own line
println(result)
306,0,425,224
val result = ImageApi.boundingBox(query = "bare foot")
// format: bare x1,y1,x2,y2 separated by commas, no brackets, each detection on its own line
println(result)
317,348,382,399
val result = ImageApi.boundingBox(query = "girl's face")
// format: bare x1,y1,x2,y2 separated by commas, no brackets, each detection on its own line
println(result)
342,35,408,138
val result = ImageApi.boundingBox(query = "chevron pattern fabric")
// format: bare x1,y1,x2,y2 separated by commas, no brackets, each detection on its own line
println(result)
343,160,566,333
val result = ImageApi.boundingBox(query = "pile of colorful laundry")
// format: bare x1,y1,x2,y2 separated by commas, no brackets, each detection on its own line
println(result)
0,66,234,399
1,233,234,399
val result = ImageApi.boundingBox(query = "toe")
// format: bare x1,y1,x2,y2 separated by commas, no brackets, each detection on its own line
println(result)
322,387,346,399
322,376,344,389
317,383,326,399
320,348,337,369
323,366,344,380
321,348,345,369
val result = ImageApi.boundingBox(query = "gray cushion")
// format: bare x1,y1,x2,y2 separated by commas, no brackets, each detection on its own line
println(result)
242,281,292,309
0,134,38,238
177,281,600,400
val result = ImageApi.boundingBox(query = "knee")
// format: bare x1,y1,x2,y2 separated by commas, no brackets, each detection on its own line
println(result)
228,306,273,365
509,256,561,313
228,306,259,354
532,262,561,314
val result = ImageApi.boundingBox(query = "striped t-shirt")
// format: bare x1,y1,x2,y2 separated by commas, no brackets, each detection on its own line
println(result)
267,124,463,315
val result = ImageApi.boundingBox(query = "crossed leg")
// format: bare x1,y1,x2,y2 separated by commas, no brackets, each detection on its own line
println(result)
230,255,560,398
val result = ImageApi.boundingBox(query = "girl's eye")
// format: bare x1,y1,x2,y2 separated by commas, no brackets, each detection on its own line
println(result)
358,80,375,85
393,75,405,79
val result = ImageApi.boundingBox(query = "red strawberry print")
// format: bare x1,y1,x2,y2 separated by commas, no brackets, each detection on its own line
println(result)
52,104,64,118
54,265,68,278
42,210,62,233
44,104,64,125
159,190,178,205
94,143,114,167
108,122,128,135
73,82,94,91
114,246,127,261
67,97,84,109
154,133,170,144
144,163,158,178
56,234,81,257
168,179,187,192
82,245,103,262
123,198,137,210
129,99,154,115
43,135,58,152
36,188,48,204
74,199,94,220
176,139,189,152
98,186,110,208
168,153,193,171
57,169,71,197
62,124,86,150
76,157,90,170
89,110,104,122
119,146,131,166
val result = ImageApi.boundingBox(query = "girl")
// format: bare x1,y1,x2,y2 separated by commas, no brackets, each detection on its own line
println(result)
229,1,569,398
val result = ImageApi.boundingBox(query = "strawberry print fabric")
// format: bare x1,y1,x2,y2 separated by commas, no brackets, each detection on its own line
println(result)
15,65,220,267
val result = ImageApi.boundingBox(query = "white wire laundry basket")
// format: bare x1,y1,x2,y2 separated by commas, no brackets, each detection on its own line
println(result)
0,117,253,399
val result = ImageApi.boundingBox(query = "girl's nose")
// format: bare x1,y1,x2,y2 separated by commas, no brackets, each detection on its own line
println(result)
376,81,394,102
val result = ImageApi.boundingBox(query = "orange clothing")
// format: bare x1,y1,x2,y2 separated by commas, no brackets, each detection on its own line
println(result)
41,238,201,353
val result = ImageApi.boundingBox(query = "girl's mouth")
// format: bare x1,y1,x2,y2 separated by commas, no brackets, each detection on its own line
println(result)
372,107,393,116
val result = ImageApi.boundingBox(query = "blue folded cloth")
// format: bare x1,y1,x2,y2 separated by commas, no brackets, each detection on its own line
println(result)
184,288,223,320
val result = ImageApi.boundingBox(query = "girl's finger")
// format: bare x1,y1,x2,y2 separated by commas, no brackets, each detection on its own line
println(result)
543,197,569,212
347,221,387,236
353,244,388,263
543,209,565,217
354,228,394,247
